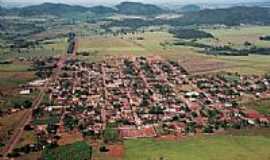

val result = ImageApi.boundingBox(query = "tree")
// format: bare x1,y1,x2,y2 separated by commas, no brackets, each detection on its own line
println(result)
203,125,214,133
23,100,32,108
244,41,252,46
63,115,78,131
100,146,109,152
103,127,119,143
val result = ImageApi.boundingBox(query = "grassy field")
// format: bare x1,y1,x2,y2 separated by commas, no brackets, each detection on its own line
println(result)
0,62,36,91
78,32,210,62
124,135,270,160
0,37,67,59
200,26,270,48
0,110,28,146
77,30,270,75
42,141,92,160
0,63,32,72
0,62,37,112
16,131,37,149
212,55,270,75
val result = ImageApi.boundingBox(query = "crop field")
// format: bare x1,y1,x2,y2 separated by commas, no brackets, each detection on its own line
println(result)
124,135,270,160
200,26,270,48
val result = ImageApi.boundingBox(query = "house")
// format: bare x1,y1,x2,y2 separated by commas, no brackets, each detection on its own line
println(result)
20,89,31,95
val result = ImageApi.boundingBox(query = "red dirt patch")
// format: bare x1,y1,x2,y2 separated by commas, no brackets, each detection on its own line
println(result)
119,126,156,138
179,57,231,74
58,130,83,145
107,144,124,158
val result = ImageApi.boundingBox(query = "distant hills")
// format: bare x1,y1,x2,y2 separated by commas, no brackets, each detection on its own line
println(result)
0,6,7,16
0,2,166,17
116,2,165,15
18,3,89,16
180,4,201,12
89,5,117,14
107,6,270,28
1,1,270,27
180,6,270,25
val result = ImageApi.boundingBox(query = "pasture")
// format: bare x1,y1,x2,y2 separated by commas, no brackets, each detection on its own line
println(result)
124,135,270,160
200,26,270,48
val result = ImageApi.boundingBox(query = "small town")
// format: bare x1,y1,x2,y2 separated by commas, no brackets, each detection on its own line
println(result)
24,56,269,144
1,2,270,159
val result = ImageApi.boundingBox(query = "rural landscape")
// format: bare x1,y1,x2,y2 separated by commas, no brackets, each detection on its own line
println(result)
0,0,270,159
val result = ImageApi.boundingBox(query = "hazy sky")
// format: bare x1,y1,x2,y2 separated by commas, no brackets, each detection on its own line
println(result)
1,0,266,6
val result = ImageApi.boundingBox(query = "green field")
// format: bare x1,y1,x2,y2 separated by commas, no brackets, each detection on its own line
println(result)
0,63,35,89
124,135,270,160
200,26,270,48
0,63,32,72
212,55,270,75
42,141,92,160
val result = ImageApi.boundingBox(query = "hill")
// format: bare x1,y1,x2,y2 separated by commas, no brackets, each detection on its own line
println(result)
106,6,270,30
18,3,89,16
116,2,165,15
0,6,7,16
181,4,201,12
89,5,116,14
177,6,270,26
2,2,164,17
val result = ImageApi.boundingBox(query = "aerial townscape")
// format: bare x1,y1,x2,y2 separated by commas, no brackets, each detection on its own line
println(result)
1,0,270,160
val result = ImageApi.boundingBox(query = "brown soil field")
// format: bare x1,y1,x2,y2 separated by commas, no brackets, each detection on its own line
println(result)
107,144,124,158
58,130,84,146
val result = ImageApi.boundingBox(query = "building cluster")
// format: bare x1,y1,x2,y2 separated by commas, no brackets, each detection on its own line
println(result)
36,56,270,139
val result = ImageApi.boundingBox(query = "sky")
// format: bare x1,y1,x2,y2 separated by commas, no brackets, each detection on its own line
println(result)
1,0,267,6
